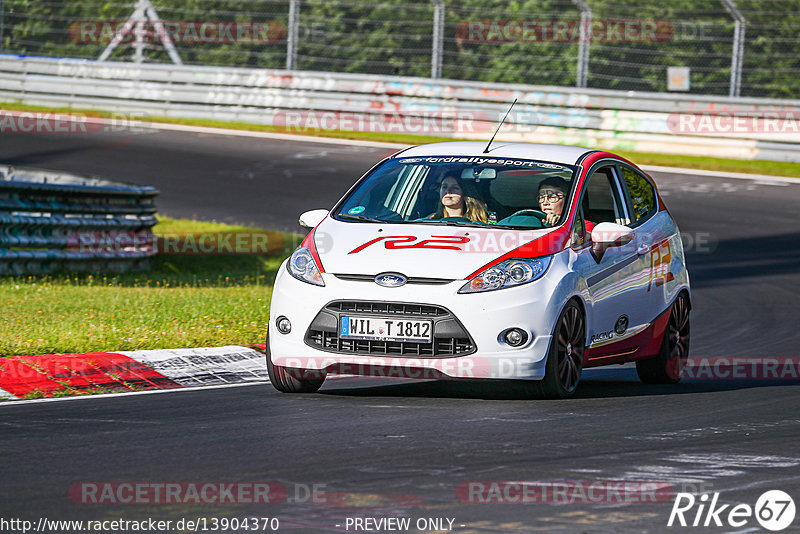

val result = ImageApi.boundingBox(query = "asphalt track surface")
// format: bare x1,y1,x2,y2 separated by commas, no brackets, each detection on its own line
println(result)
2,127,800,533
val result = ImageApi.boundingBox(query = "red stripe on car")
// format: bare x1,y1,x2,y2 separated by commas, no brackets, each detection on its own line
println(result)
301,227,326,273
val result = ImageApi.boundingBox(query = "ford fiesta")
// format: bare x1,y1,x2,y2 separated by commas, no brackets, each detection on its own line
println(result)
266,142,691,398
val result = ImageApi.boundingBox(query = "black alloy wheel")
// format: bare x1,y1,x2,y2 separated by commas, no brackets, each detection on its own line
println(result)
636,293,691,384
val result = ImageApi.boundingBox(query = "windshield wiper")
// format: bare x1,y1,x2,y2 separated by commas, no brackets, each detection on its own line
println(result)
415,219,488,228
440,222,489,228
337,213,385,223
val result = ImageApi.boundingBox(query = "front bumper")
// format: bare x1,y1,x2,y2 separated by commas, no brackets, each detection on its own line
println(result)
267,261,566,380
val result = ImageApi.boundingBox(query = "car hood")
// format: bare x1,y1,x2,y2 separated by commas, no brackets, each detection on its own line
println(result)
312,218,562,280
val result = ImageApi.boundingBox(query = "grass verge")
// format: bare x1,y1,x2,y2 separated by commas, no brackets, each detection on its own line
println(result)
0,216,299,357
3,102,800,179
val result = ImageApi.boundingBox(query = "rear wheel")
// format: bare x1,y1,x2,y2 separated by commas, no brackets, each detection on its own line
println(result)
537,300,585,398
636,293,690,384
265,335,325,393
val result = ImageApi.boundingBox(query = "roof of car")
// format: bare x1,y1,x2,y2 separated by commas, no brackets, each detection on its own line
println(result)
394,142,598,165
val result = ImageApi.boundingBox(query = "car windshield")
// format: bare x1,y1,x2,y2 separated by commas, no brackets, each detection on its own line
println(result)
334,156,578,228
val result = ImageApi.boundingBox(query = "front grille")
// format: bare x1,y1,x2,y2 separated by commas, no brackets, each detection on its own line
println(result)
326,300,448,317
305,300,475,358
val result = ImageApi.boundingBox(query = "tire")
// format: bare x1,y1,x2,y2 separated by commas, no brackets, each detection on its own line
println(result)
636,293,691,384
536,300,586,399
265,335,325,393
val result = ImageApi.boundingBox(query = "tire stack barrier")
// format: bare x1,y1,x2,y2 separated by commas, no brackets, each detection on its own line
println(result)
0,164,158,275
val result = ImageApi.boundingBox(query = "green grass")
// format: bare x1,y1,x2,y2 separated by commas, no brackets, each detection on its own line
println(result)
3,102,800,179
0,217,300,357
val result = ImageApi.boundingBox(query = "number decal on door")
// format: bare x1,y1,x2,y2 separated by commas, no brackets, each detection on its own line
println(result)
648,240,674,291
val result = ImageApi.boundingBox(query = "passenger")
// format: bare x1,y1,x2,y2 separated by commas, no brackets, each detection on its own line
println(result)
432,175,488,223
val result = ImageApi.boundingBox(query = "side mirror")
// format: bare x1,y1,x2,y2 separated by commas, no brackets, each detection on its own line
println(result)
591,222,634,247
298,209,329,230
590,222,634,262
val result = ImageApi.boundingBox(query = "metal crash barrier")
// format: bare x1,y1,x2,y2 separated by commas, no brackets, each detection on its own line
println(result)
0,164,158,275
2,55,800,162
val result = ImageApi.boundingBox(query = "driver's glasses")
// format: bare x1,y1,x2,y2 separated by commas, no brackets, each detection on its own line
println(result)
538,193,564,202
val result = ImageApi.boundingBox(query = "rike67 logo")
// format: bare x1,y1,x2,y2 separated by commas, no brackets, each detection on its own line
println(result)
668,490,796,531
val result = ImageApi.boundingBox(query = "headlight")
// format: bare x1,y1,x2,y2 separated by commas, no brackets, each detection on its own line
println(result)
459,256,551,293
287,247,325,286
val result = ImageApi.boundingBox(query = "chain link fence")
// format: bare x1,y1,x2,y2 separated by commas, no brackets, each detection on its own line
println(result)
1,0,799,99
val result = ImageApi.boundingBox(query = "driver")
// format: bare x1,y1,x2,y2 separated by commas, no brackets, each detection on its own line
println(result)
538,176,569,226
432,175,488,223
537,176,596,235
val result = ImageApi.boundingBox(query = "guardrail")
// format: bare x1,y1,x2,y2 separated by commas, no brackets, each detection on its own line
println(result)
0,164,158,275
1,55,800,162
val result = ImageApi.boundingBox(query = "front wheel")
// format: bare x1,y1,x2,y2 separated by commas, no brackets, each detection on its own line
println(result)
536,300,585,398
265,335,325,393
636,293,690,384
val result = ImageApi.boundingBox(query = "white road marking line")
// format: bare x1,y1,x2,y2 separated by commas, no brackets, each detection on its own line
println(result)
751,179,791,186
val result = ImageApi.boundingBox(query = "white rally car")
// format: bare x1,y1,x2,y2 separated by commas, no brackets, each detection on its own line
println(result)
267,142,691,398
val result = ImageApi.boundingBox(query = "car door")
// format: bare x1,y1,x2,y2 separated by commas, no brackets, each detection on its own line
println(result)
571,163,651,358
617,164,671,323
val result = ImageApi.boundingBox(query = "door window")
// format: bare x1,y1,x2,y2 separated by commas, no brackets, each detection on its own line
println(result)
581,165,628,227
619,166,657,225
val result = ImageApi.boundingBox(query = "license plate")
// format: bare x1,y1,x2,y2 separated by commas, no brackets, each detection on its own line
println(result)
339,315,432,343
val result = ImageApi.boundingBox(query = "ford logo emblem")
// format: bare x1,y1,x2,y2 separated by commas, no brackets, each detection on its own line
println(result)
374,273,407,287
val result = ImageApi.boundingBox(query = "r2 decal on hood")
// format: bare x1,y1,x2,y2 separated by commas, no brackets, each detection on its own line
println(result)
349,235,470,254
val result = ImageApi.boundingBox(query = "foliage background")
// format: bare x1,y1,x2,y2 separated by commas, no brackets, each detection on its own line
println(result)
1,0,798,98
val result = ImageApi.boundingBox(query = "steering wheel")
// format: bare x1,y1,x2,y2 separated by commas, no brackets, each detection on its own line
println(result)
506,209,547,220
